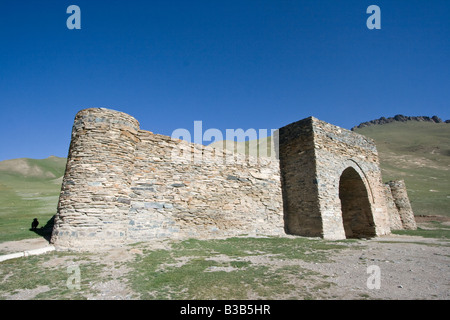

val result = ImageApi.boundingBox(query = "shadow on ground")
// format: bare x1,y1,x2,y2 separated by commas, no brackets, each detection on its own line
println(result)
29,215,55,242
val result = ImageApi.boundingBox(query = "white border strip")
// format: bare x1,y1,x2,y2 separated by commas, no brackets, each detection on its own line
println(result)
0,246,55,262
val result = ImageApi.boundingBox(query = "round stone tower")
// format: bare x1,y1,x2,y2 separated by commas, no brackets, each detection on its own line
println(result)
51,108,140,249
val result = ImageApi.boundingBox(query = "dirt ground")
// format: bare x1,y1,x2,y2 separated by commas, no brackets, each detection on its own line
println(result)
1,219,449,300
301,234,449,299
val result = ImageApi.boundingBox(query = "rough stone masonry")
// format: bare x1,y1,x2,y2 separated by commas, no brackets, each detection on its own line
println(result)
50,108,415,249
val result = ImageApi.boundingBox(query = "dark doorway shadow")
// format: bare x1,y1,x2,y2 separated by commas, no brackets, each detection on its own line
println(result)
29,215,55,242
339,167,376,239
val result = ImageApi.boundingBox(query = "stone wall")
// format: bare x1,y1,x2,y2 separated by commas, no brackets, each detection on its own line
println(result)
127,129,283,242
386,180,417,230
51,108,284,249
52,108,419,249
51,108,140,248
276,117,321,237
278,117,391,240
384,184,404,230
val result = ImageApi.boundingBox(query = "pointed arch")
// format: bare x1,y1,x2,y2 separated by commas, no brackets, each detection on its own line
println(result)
339,167,376,238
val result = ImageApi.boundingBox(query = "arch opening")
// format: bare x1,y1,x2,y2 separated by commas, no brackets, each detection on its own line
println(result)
339,167,376,239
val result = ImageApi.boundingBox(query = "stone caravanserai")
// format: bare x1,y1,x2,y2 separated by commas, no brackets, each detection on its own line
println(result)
50,108,416,249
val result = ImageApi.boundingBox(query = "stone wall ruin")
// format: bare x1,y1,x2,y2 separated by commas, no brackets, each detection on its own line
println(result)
385,180,417,230
277,117,393,240
50,108,416,249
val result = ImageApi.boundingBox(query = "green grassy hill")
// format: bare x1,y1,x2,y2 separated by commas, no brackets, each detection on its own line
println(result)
353,122,450,217
0,156,66,242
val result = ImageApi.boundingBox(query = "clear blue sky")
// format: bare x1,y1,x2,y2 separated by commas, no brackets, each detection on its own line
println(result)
1,0,449,161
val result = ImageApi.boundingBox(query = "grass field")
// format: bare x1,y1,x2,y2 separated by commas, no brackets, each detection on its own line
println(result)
0,236,354,300
1,225,448,300
0,157,66,242
0,250,107,300
354,122,450,217
128,236,351,299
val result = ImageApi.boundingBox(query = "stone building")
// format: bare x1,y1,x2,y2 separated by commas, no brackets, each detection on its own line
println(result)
50,108,415,249
277,117,396,240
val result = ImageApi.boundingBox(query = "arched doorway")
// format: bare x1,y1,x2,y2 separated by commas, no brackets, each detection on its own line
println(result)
339,167,376,238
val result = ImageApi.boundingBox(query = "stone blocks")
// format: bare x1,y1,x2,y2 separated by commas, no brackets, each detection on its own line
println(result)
278,117,391,240
51,108,283,249
51,108,416,249
386,180,417,230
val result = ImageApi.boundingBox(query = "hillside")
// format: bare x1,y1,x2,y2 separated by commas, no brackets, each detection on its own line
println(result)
0,156,66,242
353,121,449,217
209,135,277,159
351,114,448,130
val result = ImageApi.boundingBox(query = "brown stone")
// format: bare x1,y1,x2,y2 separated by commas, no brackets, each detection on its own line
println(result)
51,108,416,250
277,117,391,240
387,180,417,230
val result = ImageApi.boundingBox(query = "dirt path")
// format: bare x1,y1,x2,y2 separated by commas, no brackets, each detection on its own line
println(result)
298,234,449,299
